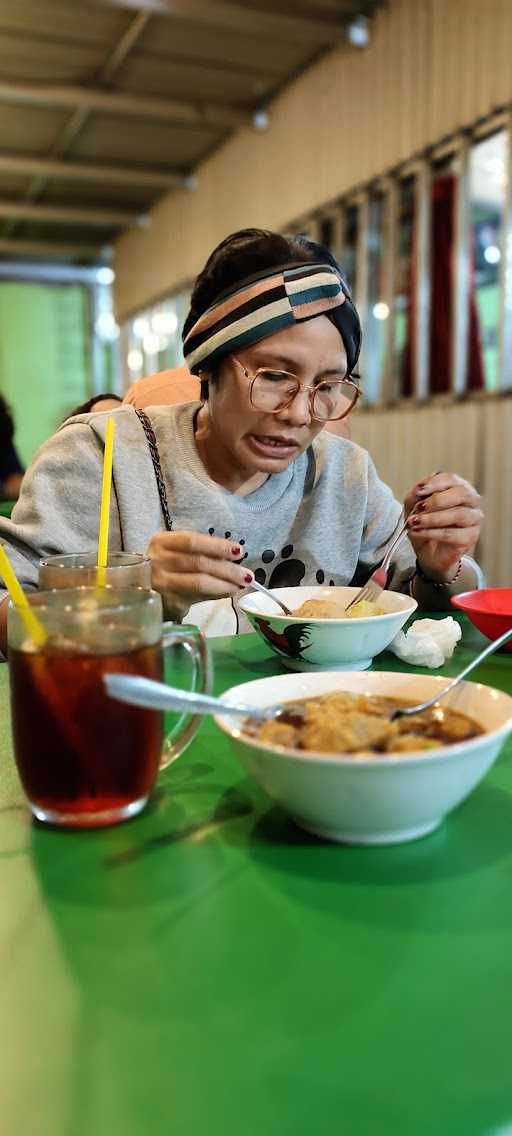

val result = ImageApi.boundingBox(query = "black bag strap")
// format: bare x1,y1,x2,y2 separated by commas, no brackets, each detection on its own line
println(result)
134,408,173,532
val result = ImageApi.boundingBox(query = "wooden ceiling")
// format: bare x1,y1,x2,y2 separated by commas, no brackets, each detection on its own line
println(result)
0,0,383,263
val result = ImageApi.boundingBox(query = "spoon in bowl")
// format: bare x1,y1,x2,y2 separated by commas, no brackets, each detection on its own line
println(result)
247,578,293,616
391,626,512,719
104,672,294,721
105,627,512,730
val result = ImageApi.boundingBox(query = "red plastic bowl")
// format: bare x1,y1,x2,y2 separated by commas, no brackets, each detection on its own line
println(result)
451,588,512,651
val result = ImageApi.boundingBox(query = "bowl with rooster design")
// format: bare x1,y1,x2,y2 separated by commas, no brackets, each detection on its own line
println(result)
239,585,417,671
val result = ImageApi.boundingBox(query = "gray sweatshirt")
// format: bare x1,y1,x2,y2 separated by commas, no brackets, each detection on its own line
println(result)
0,402,478,636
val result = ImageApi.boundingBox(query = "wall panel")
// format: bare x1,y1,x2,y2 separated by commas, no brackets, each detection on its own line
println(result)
480,397,512,585
350,396,512,586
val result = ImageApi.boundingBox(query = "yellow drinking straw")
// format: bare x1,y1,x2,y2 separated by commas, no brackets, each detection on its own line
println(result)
0,545,47,647
97,415,116,586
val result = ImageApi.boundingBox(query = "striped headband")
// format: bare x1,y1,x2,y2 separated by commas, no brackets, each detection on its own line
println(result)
183,262,362,376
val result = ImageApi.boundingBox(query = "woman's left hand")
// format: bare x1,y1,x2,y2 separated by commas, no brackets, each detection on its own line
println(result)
404,472,483,581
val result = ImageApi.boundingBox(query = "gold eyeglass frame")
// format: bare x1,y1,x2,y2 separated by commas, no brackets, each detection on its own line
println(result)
231,353,360,422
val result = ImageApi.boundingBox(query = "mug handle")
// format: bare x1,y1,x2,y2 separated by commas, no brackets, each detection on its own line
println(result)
160,622,212,768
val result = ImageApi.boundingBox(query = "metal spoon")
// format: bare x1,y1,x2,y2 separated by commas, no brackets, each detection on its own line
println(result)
105,626,512,730
104,672,291,721
247,578,293,616
391,626,512,720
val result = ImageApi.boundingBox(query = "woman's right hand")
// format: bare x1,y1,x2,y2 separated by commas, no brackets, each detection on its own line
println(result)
148,530,252,619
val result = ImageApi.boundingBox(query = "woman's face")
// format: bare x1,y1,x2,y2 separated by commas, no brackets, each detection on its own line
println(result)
205,315,348,478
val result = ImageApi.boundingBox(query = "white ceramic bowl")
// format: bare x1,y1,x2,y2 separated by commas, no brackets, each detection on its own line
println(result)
215,670,512,845
239,586,417,671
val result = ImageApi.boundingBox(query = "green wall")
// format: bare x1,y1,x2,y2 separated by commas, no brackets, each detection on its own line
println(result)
0,281,92,467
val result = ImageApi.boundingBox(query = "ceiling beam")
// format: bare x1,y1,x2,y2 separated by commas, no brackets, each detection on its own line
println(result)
0,152,193,190
101,10,151,82
0,238,106,260
1,10,153,244
93,0,345,46
0,79,250,130
0,199,145,227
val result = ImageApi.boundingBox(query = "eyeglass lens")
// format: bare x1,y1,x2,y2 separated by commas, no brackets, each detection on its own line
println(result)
250,370,357,420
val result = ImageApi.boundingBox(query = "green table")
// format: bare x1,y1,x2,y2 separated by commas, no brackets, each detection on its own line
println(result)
1,616,512,1136
0,498,15,519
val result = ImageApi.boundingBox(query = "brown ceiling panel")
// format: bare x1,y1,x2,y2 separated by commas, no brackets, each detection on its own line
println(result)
38,178,157,210
14,219,119,245
135,15,307,74
0,31,108,85
0,173,33,196
233,0,379,16
70,113,226,167
0,104,70,152
0,0,129,50
113,51,275,107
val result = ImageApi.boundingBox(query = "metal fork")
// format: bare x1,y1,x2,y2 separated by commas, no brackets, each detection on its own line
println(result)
344,504,419,613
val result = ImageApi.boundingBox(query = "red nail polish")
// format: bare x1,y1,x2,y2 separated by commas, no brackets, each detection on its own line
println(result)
231,545,241,557
244,572,253,583
411,517,421,528
415,501,427,512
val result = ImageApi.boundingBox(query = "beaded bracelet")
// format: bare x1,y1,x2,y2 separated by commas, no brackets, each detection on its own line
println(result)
414,558,463,589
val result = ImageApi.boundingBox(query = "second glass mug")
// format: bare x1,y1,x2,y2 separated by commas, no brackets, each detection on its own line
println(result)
8,587,211,828
39,551,152,590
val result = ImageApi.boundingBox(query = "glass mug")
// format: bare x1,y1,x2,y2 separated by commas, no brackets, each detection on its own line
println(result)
8,588,210,829
39,551,152,590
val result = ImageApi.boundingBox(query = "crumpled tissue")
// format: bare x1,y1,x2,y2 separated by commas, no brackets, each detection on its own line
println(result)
389,617,462,668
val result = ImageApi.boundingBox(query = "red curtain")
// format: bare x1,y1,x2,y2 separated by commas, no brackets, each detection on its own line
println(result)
402,174,484,396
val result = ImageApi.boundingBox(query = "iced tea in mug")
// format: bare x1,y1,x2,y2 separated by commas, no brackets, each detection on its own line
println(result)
8,588,209,828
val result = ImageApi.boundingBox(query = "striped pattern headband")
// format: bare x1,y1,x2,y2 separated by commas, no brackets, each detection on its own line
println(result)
183,262,362,376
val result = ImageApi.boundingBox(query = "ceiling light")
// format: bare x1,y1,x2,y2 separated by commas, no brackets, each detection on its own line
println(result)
95,312,120,341
253,110,269,131
132,317,150,339
373,301,390,320
96,266,115,285
143,332,161,355
484,245,501,265
127,348,143,372
151,310,178,336
346,15,369,47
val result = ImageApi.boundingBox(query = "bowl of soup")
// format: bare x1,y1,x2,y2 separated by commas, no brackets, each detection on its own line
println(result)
239,585,417,671
215,670,512,845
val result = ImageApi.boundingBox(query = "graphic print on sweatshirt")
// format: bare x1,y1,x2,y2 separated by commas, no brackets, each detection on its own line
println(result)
208,527,248,562
206,530,335,586
254,546,336,589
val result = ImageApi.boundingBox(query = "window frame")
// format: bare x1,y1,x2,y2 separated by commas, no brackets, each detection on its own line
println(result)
288,113,511,407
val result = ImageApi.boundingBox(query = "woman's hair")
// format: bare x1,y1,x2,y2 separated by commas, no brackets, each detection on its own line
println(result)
183,228,353,400
63,392,122,420
0,394,15,449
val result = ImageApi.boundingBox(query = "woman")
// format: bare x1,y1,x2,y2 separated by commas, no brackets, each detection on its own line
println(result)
0,229,483,653
122,364,350,438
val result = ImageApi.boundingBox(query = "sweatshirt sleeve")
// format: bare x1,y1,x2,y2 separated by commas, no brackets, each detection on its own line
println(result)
0,420,122,599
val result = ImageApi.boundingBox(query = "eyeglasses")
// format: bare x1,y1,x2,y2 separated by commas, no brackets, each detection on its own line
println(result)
232,354,360,421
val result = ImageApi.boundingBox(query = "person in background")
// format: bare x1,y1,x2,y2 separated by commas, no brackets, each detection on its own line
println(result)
123,367,200,409
0,228,483,652
0,395,24,501
64,392,122,419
